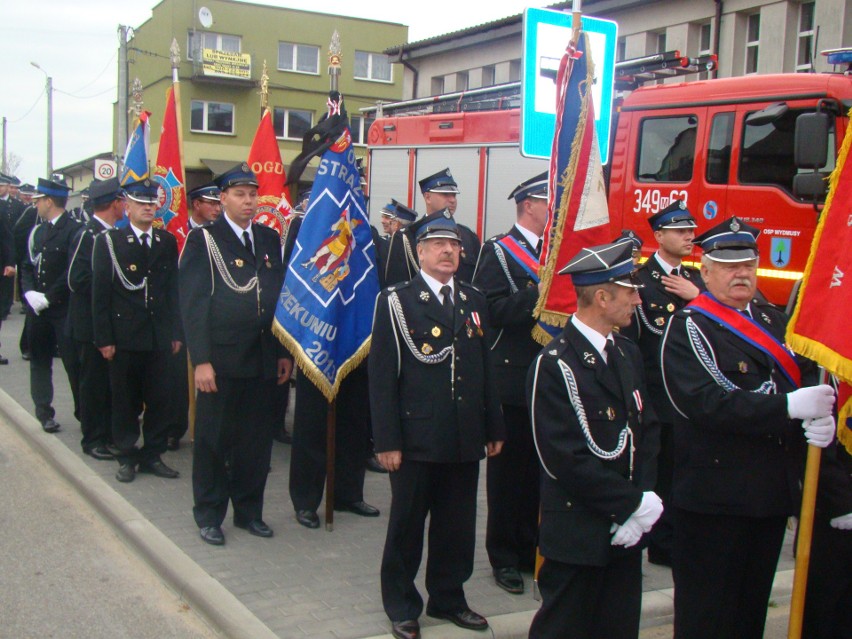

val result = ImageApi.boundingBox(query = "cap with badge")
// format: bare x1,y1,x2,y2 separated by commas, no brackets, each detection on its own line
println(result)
410,209,460,242
419,168,459,194
694,216,760,262
9,175,21,187
381,200,399,219
88,178,124,207
32,175,71,199
394,202,417,225
215,163,258,190
188,182,221,202
558,241,643,288
647,199,697,231
294,187,311,213
0,173,11,186
123,178,159,204
613,229,643,251
19,183,37,196
80,187,90,200
508,171,548,203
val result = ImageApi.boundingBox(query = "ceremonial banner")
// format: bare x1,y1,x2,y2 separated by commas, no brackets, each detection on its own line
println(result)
152,87,189,250
120,110,151,185
273,102,379,401
787,107,852,452
533,32,611,344
249,108,295,239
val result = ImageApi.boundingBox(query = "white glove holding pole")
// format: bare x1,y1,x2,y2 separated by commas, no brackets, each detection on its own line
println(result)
787,385,835,420
830,513,852,530
802,416,836,448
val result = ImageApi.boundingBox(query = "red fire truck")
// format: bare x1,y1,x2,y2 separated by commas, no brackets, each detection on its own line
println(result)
364,51,850,306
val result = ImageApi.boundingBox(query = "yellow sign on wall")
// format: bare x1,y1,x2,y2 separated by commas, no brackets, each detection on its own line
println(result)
201,49,251,79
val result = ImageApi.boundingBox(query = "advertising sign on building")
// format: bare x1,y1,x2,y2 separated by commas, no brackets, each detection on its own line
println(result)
201,49,252,79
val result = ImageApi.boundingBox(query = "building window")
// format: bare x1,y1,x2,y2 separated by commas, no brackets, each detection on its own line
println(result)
699,22,713,80
456,71,469,92
272,108,313,140
431,76,445,95
190,100,234,134
187,31,240,60
656,32,667,53
481,65,495,87
278,42,320,75
509,60,522,82
350,115,375,145
745,13,760,74
637,115,698,183
354,51,392,82
617,37,626,62
797,2,815,72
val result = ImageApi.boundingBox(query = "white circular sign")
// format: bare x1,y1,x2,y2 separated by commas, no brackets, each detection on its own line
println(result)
199,7,213,28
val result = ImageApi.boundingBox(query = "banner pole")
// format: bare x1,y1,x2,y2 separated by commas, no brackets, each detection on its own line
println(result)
325,399,336,531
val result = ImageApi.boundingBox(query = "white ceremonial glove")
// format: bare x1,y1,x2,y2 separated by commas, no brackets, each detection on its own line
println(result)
802,416,836,448
830,513,852,530
23,291,48,315
787,385,835,420
611,518,644,548
632,491,664,532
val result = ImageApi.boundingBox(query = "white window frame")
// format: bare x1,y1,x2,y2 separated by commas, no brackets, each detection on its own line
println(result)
187,31,241,61
277,42,320,75
349,115,375,147
745,13,760,75
796,2,816,72
190,100,235,135
273,107,314,141
354,51,393,83
698,22,713,80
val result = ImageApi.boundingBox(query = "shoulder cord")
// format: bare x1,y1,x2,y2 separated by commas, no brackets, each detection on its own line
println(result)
685,316,777,395
492,244,519,294
388,291,453,365
636,303,665,336
402,233,419,276
557,359,635,480
202,229,257,294
27,225,43,273
104,233,147,293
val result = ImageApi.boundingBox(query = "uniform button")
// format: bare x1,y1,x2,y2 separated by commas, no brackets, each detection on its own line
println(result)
713,458,720,464
457,396,463,401
566,501,572,508
457,376,463,382
504,359,510,364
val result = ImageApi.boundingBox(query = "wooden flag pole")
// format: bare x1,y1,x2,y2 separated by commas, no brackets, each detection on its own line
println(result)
571,0,583,44
259,60,269,121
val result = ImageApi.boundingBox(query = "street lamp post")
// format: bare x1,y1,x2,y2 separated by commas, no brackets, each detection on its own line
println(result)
30,62,53,176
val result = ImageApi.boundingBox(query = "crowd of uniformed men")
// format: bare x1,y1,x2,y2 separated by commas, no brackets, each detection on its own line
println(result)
0,163,849,639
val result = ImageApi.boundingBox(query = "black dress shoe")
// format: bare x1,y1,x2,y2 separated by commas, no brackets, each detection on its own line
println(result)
199,526,225,546
166,437,180,451
366,455,388,473
390,619,420,639
104,443,122,456
493,566,524,594
116,463,136,483
41,418,61,433
235,519,274,538
21,352,31,361
0,355,9,365
84,446,115,461
334,500,380,517
137,458,180,478
295,510,320,529
426,607,488,631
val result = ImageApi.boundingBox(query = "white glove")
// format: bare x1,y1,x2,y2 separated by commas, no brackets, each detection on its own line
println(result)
611,518,644,548
830,513,852,530
787,385,835,420
23,291,49,315
802,416,836,448
632,491,664,532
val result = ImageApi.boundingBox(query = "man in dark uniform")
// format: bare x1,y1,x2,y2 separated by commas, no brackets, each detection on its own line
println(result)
67,178,125,460
14,187,39,359
0,202,15,364
384,168,480,285
20,175,81,432
527,241,662,639
370,210,505,639
0,174,25,320
619,199,703,567
472,172,547,594
612,229,643,266
660,217,836,639
187,182,221,230
92,179,182,483
70,187,92,223
179,163,292,546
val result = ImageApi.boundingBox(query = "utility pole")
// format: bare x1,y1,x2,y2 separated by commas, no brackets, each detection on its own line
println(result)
30,62,53,176
2,117,7,173
117,25,129,156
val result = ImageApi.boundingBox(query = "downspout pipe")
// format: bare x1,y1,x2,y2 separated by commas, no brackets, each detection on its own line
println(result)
713,0,723,79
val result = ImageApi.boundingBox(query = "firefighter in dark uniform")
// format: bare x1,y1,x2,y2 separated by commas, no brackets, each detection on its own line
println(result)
67,178,125,459
612,229,643,265
527,241,662,639
370,210,505,639
0,173,24,321
0,200,14,364
179,164,292,546
375,199,415,285
619,199,704,566
472,172,547,595
91,179,182,483
13,184,38,360
21,175,82,432
384,168,480,286
660,217,837,639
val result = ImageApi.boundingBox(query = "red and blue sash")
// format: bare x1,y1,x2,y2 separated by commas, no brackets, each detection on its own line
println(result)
688,293,801,388
496,235,540,283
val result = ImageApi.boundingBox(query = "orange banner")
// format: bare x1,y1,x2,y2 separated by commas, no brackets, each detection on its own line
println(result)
248,108,294,237
153,87,188,251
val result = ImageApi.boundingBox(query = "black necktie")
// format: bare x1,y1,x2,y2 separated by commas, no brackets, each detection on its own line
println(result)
140,232,150,254
243,230,253,255
670,267,679,277
535,238,543,256
440,285,453,321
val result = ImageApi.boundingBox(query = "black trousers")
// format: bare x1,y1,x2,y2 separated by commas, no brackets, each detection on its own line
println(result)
486,403,539,571
672,508,787,639
528,552,643,639
192,376,275,528
166,346,189,441
647,421,674,557
802,516,852,639
27,311,79,423
288,368,370,512
108,349,170,465
76,339,112,451
381,460,479,622
0,274,13,317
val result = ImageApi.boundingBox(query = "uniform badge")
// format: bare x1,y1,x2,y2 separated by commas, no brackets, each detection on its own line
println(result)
154,234,161,242
655,317,666,327
129,264,137,272
419,290,430,302
458,290,467,302
761,312,771,325
421,343,433,355
466,325,473,338
651,270,661,280
683,270,691,279
431,326,441,337
583,352,596,366
549,349,558,355
235,259,244,268
666,303,675,312
127,236,135,243
266,261,271,268
606,407,616,421
738,361,748,373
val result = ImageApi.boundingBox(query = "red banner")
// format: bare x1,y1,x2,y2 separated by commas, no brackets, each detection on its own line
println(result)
248,108,295,238
153,87,188,251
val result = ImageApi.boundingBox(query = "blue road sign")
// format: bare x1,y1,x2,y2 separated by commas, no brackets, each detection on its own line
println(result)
521,8,617,163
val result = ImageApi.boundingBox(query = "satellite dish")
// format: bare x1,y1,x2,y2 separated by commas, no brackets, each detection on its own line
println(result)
199,7,213,28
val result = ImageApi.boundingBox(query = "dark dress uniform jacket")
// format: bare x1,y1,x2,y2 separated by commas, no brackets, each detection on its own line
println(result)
473,226,541,406
21,212,81,319
527,325,660,566
91,227,181,351
660,300,812,517
179,214,284,380
67,218,110,343
384,223,480,286
369,274,505,462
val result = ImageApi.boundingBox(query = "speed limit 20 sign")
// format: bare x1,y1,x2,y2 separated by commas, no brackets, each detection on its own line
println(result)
94,159,117,180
